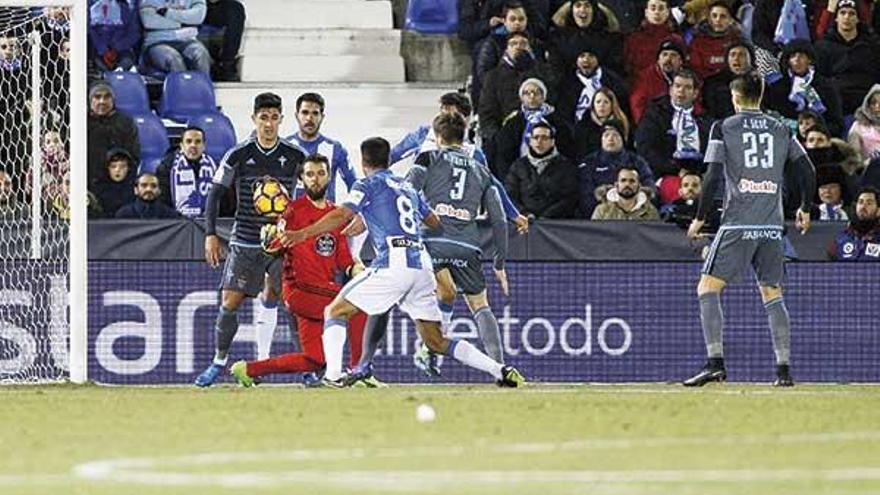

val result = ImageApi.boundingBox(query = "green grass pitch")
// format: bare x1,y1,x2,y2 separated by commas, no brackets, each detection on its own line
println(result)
2,383,879,495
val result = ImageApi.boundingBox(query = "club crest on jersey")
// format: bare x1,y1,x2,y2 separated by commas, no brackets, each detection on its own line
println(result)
315,233,336,257
866,243,880,258
278,156,288,168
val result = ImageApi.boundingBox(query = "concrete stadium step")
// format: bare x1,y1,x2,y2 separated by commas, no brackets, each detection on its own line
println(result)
242,28,401,56
244,0,393,29
240,54,405,83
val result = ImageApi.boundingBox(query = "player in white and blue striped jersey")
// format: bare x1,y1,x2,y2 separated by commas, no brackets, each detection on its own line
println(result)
281,137,525,387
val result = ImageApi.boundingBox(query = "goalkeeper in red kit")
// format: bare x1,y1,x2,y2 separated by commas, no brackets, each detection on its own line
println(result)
230,154,367,387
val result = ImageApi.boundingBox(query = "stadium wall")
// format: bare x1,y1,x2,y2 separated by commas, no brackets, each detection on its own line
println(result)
29,261,875,384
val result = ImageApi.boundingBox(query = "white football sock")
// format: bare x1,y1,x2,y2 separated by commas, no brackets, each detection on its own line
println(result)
323,319,348,380
254,298,278,360
438,301,454,335
449,339,502,379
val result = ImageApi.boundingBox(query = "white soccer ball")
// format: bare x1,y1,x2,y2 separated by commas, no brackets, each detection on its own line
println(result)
416,403,436,423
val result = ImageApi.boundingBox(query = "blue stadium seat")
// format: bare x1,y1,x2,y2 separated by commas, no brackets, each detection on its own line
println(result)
404,0,458,34
104,71,150,116
158,70,217,122
138,156,164,176
133,113,170,163
187,111,237,163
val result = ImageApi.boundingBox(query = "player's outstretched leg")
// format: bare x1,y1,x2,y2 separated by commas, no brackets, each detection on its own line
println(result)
413,300,452,377
254,295,278,360
417,319,525,387
684,285,727,387
347,312,391,388
195,292,245,387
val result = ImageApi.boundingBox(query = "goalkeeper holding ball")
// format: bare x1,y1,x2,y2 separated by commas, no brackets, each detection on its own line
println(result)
230,154,369,388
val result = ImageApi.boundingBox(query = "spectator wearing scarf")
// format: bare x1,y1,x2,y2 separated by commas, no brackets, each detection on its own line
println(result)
556,46,629,128
490,78,575,180
765,40,844,137
156,126,218,218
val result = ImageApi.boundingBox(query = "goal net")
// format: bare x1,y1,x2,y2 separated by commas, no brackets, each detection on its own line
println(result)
0,2,85,383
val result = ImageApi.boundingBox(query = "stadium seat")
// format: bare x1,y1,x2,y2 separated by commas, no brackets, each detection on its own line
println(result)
137,156,164,176
404,0,458,34
187,111,237,163
158,70,217,122
133,113,170,163
104,71,150,116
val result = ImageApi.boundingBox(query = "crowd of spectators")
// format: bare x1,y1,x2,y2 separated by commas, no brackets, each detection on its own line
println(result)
456,0,880,236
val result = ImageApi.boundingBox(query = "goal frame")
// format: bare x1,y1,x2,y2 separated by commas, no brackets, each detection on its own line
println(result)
0,0,87,383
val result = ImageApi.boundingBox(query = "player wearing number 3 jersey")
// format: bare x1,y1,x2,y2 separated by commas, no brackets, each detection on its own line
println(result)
279,137,525,387
684,72,816,388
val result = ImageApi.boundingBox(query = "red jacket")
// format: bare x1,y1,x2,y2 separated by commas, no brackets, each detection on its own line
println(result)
630,64,673,124
623,21,683,82
688,23,741,81
278,195,354,299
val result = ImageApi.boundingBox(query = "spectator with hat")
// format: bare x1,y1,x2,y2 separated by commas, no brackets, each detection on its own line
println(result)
93,147,136,218
815,0,880,114
490,77,574,179
812,163,851,221
765,39,844,137
847,84,880,166
629,38,686,124
87,80,140,188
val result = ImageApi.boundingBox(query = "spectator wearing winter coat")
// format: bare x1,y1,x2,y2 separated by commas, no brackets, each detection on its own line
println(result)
630,38,686,124
505,121,581,218
815,0,880,114
847,84,880,166
687,1,742,81
115,172,180,219
88,0,141,72
479,31,556,146
764,40,844,137
578,119,655,217
548,0,624,76
795,123,861,218
812,162,851,221
591,166,660,220
93,147,136,218
87,81,139,188
623,0,684,82
473,2,544,110
555,45,629,129
573,86,631,160
458,0,547,49
491,78,575,180
812,0,873,41
635,69,711,204
702,40,754,120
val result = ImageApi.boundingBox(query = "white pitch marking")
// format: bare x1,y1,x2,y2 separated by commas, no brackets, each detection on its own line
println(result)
69,431,880,489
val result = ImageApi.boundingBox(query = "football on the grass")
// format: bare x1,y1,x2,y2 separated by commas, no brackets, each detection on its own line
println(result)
252,176,289,217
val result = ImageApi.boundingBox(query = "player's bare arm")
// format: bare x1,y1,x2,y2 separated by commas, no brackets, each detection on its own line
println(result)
281,205,355,246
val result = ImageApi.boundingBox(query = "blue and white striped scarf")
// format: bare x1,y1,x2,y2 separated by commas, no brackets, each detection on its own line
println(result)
169,151,216,218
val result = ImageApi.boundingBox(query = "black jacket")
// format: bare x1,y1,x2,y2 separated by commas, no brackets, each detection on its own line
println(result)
505,150,580,218
702,69,737,121
764,69,844,137
87,110,140,187
491,108,575,180
635,96,712,177
547,8,624,75
478,56,557,142
115,198,180,219
457,0,547,45
815,26,880,114
555,67,629,129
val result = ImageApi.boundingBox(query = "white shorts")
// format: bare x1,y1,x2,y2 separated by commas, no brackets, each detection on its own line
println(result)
340,250,441,322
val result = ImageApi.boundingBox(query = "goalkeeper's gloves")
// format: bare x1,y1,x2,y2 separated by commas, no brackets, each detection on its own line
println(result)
260,223,284,256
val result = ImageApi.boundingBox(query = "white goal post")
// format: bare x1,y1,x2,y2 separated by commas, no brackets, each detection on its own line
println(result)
0,0,86,383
